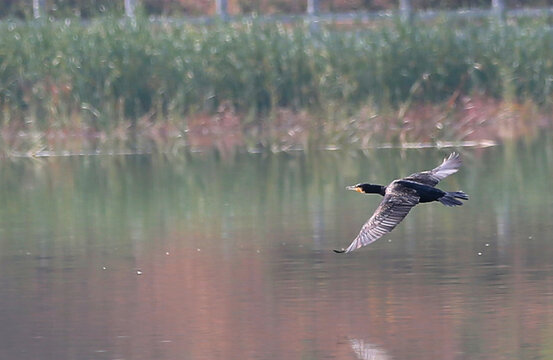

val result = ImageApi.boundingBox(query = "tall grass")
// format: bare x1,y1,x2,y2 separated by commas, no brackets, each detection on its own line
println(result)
1,16,553,134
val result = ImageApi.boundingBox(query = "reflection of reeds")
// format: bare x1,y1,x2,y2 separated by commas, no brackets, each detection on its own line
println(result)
1,17,553,153
2,147,553,359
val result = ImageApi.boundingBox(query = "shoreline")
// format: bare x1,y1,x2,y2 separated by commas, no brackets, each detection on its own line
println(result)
3,96,550,157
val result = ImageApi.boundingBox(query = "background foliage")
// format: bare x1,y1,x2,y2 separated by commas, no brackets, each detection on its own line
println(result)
2,0,553,18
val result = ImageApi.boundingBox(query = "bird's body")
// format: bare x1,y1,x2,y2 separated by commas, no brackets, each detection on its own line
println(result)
335,153,468,253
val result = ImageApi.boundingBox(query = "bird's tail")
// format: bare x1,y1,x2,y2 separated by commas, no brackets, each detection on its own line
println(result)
438,191,469,207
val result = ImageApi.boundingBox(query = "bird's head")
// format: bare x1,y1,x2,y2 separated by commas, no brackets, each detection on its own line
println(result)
346,183,385,195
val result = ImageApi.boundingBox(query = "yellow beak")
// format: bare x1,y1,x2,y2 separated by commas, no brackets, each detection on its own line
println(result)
346,185,363,193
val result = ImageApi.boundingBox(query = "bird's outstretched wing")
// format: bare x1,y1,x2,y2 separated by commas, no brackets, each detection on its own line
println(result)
404,152,462,187
334,193,419,253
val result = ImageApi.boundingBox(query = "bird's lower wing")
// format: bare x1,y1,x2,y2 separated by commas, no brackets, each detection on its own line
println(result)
335,195,418,253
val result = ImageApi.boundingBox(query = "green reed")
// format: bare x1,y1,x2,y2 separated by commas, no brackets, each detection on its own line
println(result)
2,16,553,131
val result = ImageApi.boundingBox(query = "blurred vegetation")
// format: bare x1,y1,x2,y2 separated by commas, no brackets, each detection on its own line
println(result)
1,12,553,153
2,17,553,119
3,0,553,18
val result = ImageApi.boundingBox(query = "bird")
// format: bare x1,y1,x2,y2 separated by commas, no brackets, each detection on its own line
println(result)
334,152,468,253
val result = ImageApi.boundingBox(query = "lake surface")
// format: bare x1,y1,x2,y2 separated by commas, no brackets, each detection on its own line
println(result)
1,142,553,360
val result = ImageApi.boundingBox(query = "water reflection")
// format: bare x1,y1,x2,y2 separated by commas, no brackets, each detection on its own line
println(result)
347,339,391,360
0,144,552,359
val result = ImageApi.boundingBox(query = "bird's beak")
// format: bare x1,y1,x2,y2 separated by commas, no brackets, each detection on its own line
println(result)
346,185,362,193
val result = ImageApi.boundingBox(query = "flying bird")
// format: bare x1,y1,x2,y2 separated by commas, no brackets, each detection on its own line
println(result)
334,153,468,253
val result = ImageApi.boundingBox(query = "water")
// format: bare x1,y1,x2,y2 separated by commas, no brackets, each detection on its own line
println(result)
1,144,553,360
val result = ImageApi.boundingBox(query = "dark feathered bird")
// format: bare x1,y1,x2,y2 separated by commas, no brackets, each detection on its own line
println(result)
334,153,468,253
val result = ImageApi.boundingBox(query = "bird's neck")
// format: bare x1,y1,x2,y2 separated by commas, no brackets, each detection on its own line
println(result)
365,184,386,196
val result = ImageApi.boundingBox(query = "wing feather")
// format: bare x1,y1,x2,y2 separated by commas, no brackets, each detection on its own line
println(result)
404,152,462,186
337,194,418,253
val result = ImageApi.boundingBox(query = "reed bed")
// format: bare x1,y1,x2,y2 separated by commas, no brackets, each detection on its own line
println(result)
1,16,553,152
